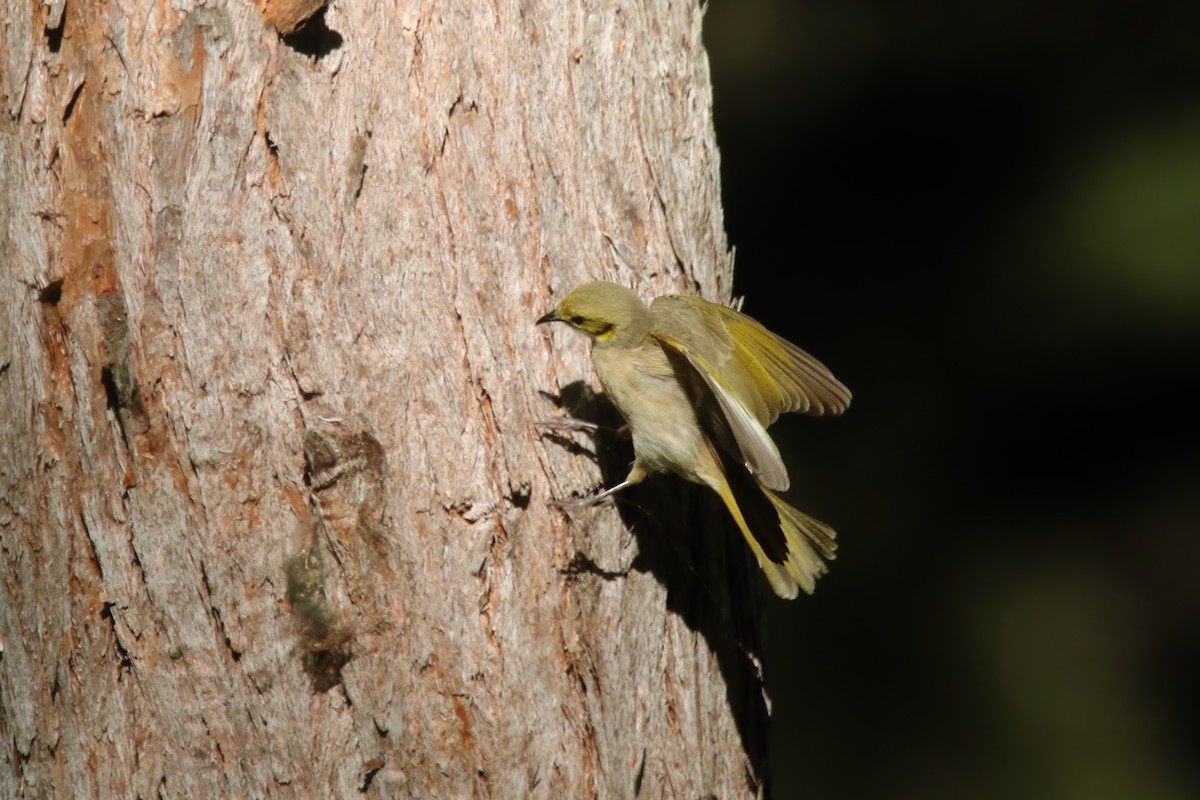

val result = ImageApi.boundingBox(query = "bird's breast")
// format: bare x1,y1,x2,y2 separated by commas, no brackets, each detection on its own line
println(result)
591,340,705,481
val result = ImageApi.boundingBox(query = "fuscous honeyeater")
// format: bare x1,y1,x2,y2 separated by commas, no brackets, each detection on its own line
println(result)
538,280,850,598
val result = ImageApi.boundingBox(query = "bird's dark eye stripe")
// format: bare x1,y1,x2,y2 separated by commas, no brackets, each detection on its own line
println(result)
569,316,584,325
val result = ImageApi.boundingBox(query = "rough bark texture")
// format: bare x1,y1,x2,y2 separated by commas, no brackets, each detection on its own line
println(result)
1,1,766,796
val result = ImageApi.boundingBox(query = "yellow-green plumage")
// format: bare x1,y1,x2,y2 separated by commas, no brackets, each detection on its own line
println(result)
538,281,850,598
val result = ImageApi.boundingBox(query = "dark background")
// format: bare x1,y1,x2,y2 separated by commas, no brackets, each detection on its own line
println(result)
702,2,1200,798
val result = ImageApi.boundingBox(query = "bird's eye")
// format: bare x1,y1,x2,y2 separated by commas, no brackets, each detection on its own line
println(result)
569,316,584,325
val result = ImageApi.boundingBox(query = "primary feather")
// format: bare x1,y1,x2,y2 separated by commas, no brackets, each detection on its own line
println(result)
649,295,851,490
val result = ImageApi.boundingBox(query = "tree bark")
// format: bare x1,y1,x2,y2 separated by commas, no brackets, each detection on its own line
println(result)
1,1,767,796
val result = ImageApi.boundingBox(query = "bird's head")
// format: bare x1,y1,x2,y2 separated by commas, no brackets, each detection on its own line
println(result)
537,281,651,346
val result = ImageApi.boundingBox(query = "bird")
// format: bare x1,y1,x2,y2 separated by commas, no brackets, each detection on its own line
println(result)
537,280,851,598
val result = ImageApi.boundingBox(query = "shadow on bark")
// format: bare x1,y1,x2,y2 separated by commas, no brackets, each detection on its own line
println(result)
280,6,344,60
543,380,770,788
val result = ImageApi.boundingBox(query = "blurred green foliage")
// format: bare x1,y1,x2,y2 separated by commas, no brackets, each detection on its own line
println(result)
1033,110,1200,332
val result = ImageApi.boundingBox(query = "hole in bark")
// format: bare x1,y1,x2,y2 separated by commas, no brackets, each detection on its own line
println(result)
38,279,64,305
281,7,343,60
100,365,121,411
101,365,131,447
508,481,532,509
45,12,65,53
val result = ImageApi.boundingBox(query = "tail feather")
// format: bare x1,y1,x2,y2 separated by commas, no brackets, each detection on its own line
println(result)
760,487,837,597
709,452,838,598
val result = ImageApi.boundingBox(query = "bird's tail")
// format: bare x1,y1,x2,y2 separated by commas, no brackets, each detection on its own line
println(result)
711,452,837,598
758,486,837,598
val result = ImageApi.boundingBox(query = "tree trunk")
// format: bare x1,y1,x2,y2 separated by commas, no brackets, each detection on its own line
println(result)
1,1,767,796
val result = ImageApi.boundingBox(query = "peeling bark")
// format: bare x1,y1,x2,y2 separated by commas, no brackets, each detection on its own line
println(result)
1,1,766,796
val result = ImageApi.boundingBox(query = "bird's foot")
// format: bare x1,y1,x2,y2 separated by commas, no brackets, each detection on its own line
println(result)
549,478,635,511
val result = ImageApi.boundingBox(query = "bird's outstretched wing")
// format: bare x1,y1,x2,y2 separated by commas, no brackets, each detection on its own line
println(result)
650,294,851,491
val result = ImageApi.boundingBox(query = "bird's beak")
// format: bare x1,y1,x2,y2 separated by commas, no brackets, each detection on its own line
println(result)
536,310,560,325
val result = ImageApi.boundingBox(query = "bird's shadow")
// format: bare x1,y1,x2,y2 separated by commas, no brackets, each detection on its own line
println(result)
540,380,770,788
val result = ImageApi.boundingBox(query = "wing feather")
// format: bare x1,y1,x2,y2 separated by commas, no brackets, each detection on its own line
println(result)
650,295,851,491
655,332,790,490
